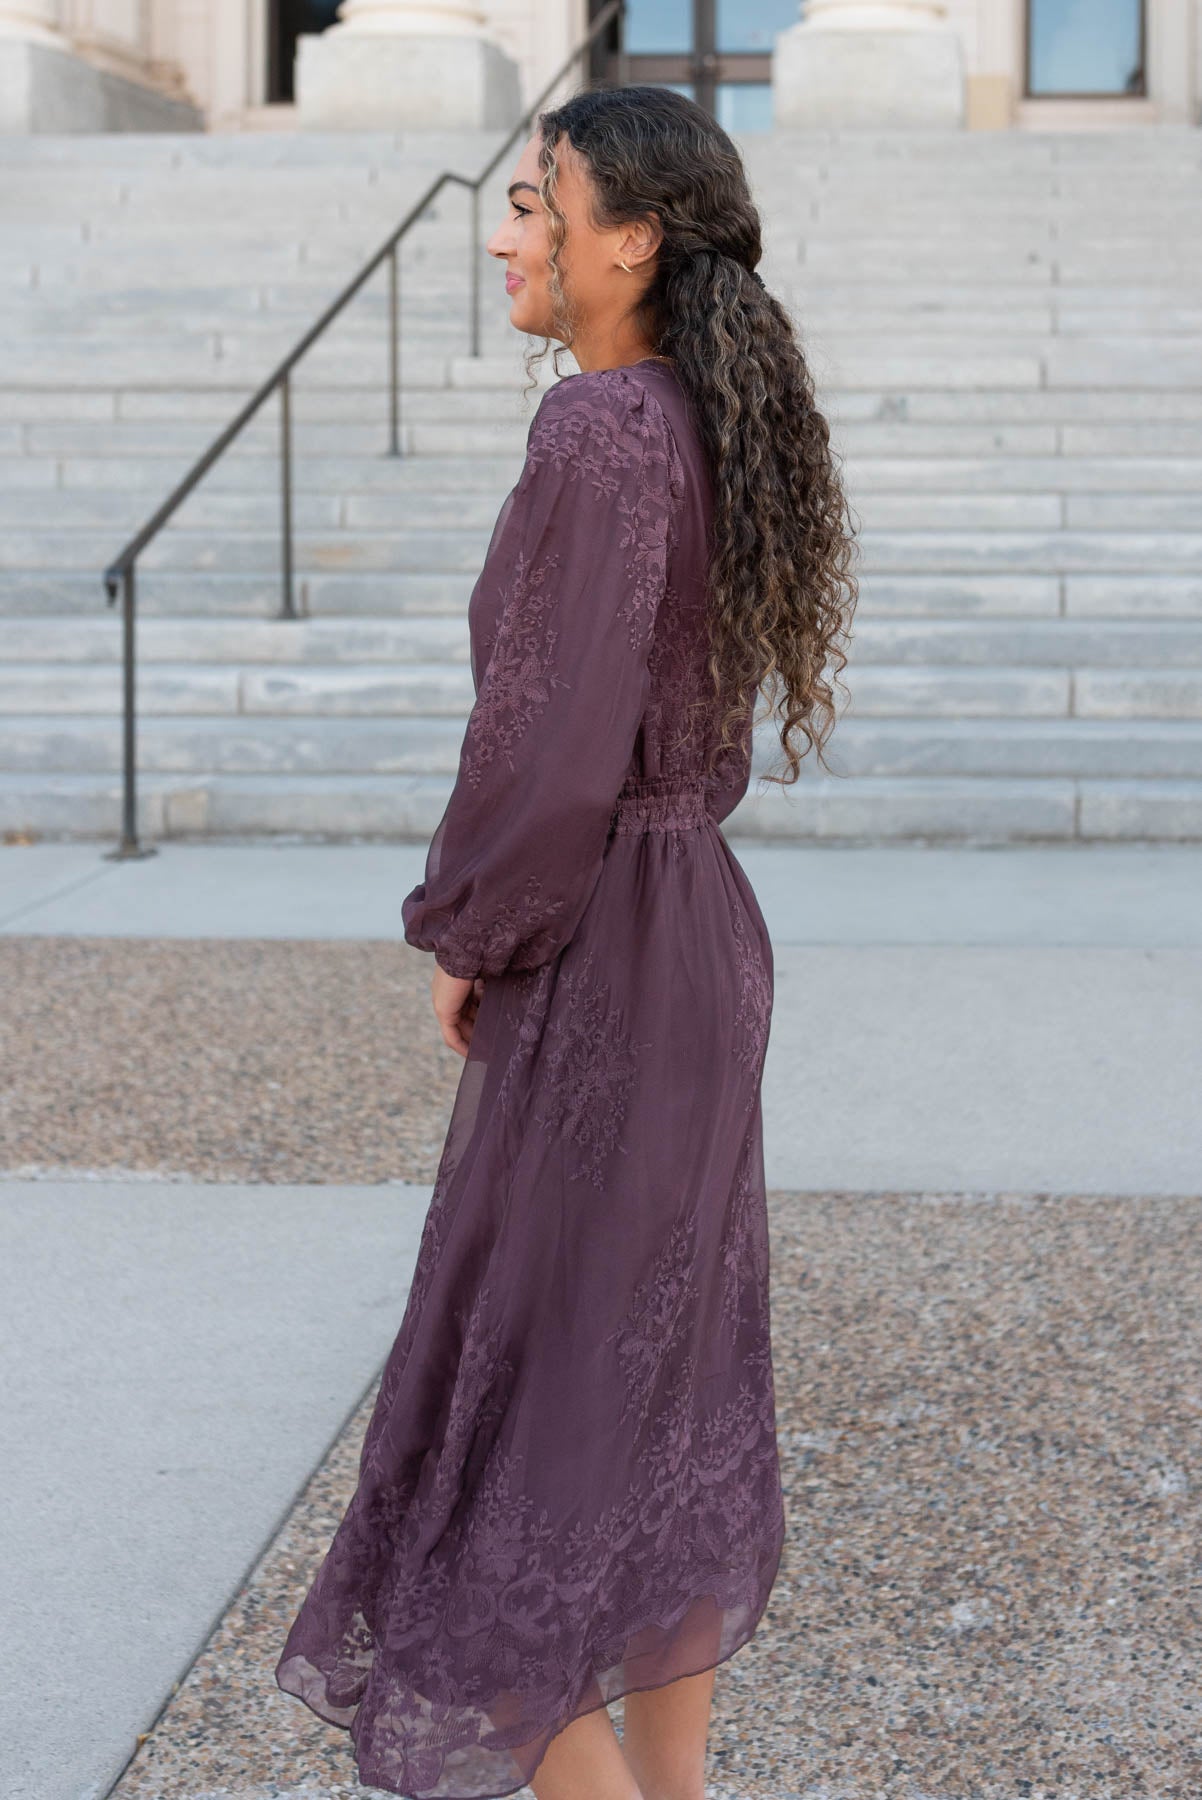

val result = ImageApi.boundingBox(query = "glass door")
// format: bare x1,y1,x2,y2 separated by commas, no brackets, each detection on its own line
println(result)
592,0,798,130
1025,0,1145,97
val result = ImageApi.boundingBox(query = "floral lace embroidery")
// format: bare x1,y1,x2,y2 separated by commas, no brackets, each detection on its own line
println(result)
729,896,773,1096
643,591,710,767
604,1210,701,1432
525,376,637,497
326,1337,783,1794
490,963,554,1121
288,1120,783,1783
360,1121,466,1481
474,1339,779,1663
720,1135,771,1329
639,580,752,857
616,456,675,653
460,548,562,789
532,948,650,1191
360,1210,445,1481
524,369,682,654
429,875,568,982
424,1285,515,1526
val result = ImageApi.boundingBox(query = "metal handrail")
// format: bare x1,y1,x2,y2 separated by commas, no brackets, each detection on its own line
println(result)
101,0,626,859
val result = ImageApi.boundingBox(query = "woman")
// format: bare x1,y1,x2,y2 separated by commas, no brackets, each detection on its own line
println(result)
276,85,857,1800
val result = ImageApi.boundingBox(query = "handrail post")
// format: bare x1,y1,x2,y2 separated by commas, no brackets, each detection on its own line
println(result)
280,372,297,619
388,244,401,456
103,563,155,861
469,184,481,360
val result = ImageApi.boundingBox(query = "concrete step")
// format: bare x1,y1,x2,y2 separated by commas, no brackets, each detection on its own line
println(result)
0,128,506,165
0,714,467,773
16,218,1202,259
0,527,494,573
53,456,524,494
9,464,1202,531
35,483,1202,535
25,424,1202,475
0,662,474,716
0,571,476,616
10,385,1202,427
853,531,1202,575
8,615,1202,670
3,570,1202,623
33,300,1202,341
0,490,516,532
6,525,1202,578
26,420,1202,471
12,340,1202,393
16,420,528,457
13,171,1198,212
0,388,547,427
6,768,1201,846
820,719,1202,778
0,616,473,662
6,661,1202,724
5,715,1202,782
11,287,1202,335
17,175,1196,213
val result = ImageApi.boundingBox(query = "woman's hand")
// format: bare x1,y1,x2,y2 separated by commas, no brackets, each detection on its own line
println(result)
431,963,484,1058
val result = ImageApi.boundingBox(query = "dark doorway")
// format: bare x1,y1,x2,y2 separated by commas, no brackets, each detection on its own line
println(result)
268,0,344,104
1026,0,1145,97
591,0,797,129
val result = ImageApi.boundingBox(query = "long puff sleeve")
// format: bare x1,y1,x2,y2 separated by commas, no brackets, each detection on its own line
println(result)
401,368,679,981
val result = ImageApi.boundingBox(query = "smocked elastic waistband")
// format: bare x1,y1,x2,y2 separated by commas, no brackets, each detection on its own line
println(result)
610,779,710,835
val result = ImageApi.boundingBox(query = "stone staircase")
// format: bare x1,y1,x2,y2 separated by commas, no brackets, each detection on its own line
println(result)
2,124,1201,844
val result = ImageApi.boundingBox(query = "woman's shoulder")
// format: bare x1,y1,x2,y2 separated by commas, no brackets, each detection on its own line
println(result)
525,362,677,475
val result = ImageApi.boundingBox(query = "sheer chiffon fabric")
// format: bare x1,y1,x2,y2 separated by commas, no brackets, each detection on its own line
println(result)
274,359,786,1798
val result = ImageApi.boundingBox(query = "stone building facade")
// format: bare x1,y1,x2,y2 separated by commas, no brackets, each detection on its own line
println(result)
1,1,1199,135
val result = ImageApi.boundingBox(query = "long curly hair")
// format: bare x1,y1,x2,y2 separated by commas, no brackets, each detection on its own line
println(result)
528,83,859,784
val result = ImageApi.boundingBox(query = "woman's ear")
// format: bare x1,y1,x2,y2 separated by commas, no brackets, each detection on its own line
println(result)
615,213,663,277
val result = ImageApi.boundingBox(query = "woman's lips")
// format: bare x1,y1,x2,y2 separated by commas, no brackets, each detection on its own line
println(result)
505,273,525,293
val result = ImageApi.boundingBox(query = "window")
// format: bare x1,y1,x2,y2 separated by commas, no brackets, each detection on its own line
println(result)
1026,0,1145,98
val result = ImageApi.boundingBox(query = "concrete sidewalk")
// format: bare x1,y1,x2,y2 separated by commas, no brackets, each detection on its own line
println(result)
5,837,1202,948
0,1176,431,1800
4,838,1201,1195
2,839,1199,1800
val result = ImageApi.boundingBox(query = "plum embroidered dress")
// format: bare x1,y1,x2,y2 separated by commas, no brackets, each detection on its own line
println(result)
274,357,786,1799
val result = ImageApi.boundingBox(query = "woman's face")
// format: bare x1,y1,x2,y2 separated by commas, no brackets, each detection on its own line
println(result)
486,130,654,348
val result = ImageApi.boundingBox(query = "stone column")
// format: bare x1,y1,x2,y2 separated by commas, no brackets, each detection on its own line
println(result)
774,0,965,128
0,0,200,129
0,1,60,36
296,0,522,130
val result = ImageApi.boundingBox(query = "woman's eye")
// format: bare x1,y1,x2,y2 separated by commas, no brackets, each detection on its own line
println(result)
512,204,531,218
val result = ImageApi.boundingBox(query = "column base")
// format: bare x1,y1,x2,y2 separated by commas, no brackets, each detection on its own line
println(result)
295,31,521,130
0,38,202,133
773,24,965,129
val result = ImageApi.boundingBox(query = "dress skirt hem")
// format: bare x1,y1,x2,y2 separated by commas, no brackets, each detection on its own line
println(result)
276,1529,785,1800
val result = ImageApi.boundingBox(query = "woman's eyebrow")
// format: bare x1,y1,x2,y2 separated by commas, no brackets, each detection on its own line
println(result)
507,182,541,199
